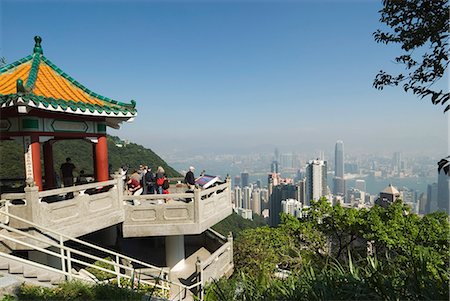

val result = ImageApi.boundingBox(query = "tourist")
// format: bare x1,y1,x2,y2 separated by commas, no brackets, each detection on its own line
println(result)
126,176,143,205
184,166,196,191
144,167,156,194
155,166,165,194
76,170,88,185
60,157,76,187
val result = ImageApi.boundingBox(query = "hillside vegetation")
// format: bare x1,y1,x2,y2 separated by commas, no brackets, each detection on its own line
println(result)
0,135,180,179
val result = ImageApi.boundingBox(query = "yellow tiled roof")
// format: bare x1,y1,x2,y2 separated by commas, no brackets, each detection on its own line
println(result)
0,36,136,116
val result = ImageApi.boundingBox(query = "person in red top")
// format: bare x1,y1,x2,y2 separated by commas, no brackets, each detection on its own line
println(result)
127,177,142,195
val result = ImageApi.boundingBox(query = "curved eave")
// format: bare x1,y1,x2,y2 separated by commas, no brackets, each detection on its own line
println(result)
0,95,137,119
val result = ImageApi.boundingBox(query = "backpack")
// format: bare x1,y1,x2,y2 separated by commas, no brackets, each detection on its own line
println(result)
156,177,165,186
162,179,170,190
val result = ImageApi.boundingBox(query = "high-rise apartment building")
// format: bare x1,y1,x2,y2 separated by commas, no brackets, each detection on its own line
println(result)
251,189,261,215
233,186,242,208
306,159,327,204
242,186,252,209
281,198,302,218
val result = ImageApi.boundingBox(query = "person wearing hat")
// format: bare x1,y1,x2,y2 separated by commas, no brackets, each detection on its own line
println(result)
184,166,196,191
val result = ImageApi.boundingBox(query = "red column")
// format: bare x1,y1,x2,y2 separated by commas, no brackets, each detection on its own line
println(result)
43,141,55,189
92,142,97,180
95,136,109,182
31,135,43,191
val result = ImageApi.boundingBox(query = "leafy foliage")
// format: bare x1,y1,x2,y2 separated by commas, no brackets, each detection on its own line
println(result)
373,0,449,112
16,280,160,301
209,199,450,300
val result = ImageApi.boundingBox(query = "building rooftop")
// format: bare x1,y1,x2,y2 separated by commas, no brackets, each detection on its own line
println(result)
0,36,136,119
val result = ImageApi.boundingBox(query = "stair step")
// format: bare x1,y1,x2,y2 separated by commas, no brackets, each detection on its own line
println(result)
0,261,9,270
9,263,23,274
23,268,37,278
50,275,65,285
36,273,52,282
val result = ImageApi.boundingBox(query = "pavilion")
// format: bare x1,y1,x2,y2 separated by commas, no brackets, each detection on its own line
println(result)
0,36,137,191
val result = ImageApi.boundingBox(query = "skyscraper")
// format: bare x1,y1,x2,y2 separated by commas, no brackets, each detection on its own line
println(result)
306,159,327,204
335,140,344,178
241,172,249,188
333,140,345,195
437,170,450,214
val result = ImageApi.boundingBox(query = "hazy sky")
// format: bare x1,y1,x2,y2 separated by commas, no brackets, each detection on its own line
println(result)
1,0,448,157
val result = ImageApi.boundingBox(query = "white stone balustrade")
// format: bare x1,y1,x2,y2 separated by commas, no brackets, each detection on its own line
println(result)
122,179,232,237
0,176,232,240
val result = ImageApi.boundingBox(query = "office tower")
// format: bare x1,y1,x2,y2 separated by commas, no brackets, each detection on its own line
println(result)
241,172,249,188
333,177,346,196
427,182,438,213
335,140,344,178
233,186,242,208
355,179,366,192
392,152,402,174
242,186,252,209
281,198,302,218
271,161,279,173
437,170,450,214
251,189,261,215
333,141,345,195
306,159,327,204
234,175,241,187
269,183,297,226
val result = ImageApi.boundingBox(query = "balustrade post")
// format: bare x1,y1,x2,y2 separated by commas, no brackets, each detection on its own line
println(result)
113,172,124,205
194,188,201,223
227,232,233,266
11,183,39,228
196,257,203,300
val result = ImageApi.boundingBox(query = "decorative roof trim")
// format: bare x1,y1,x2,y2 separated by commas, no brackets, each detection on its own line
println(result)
0,94,137,118
0,55,33,74
26,53,41,90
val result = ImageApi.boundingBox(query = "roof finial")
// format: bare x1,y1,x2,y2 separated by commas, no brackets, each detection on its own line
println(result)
33,36,43,55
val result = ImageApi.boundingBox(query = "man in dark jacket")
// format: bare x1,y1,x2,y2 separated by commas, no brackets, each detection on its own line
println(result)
184,166,196,190
144,168,156,194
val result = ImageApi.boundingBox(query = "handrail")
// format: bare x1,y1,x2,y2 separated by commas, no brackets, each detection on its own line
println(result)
38,179,116,198
199,240,231,270
0,193,26,200
0,203,199,299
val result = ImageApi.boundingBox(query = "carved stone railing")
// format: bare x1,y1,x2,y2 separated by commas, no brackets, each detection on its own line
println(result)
0,175,232,242
122,180,232,237
1,174,124,243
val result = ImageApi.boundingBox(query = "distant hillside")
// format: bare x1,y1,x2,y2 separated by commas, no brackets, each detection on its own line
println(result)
212,212,267,238
0,135,180,179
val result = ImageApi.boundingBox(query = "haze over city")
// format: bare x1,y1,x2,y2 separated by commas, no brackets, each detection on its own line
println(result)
2,0,448,158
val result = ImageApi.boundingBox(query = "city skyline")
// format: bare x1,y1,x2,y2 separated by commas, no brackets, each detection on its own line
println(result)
1,0,448,157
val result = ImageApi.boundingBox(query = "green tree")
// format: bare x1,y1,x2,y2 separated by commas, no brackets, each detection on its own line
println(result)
373,0,449,112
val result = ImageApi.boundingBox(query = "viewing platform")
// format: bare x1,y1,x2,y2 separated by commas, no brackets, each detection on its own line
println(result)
0,174,232,245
